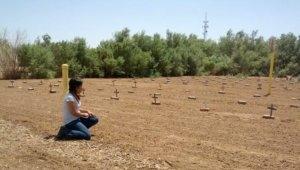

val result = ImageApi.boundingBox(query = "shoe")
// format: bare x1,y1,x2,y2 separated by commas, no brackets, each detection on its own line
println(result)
56,126,70,140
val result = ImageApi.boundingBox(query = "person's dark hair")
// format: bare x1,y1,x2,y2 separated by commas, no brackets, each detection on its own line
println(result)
69,78,83,100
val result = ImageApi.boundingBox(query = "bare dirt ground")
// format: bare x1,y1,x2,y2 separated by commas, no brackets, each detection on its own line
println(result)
0,76,299,169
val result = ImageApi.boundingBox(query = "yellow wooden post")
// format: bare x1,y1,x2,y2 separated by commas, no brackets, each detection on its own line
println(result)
62,64,69,94
267,38,276,95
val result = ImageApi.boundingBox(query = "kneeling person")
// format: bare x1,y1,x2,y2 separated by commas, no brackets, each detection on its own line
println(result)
57,78,99,140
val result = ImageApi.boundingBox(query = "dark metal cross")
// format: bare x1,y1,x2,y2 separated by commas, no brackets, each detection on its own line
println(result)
152,94,159,103
267,104,277,117
114,89,119,97
10,80,14,86
166,78,170,83
49,83,53,91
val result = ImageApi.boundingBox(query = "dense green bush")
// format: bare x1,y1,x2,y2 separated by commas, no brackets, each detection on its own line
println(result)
1,28,299,79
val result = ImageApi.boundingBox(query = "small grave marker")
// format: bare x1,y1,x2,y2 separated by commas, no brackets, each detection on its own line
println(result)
263,104,276,119
188,96,197,100
8,80,15,88
218,85,226,94
203,80,209,86
49,83,56,93
152,93,161,105
112,80,116,86
132,80,137,88
253,94,261,97
237,100,247,105
218,91,226,94
28,87,34,90
200,102,210,112
200,108,210,112
290,104,299,108
165,78,171,84
257,83,262,90
111,88,119,100
158,83,162,90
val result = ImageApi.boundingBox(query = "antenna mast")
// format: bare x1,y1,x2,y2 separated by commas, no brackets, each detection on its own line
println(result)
203,13,209,40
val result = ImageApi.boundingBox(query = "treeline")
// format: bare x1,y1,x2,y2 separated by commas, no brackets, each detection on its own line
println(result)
0,28,299,79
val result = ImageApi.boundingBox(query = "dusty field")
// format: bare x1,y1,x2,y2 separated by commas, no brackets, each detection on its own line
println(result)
0,76,299,169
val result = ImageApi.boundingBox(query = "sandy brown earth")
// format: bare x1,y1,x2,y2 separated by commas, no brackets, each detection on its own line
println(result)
0,76,299,169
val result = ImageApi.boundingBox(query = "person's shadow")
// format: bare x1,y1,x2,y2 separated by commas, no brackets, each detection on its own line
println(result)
43,133,95,141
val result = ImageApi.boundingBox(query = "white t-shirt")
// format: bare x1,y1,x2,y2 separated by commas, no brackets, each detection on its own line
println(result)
62,93,81,125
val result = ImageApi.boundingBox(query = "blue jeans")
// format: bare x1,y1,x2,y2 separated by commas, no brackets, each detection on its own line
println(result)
56,115,99,140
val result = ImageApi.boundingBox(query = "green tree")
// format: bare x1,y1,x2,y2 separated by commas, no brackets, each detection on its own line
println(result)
28,45,55,78
276,33,299,76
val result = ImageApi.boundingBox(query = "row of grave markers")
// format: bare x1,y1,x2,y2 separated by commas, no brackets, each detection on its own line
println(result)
8,77,297,97
6,77,299,119
7,80,89,97
7,80,60,93
108,87,281,119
